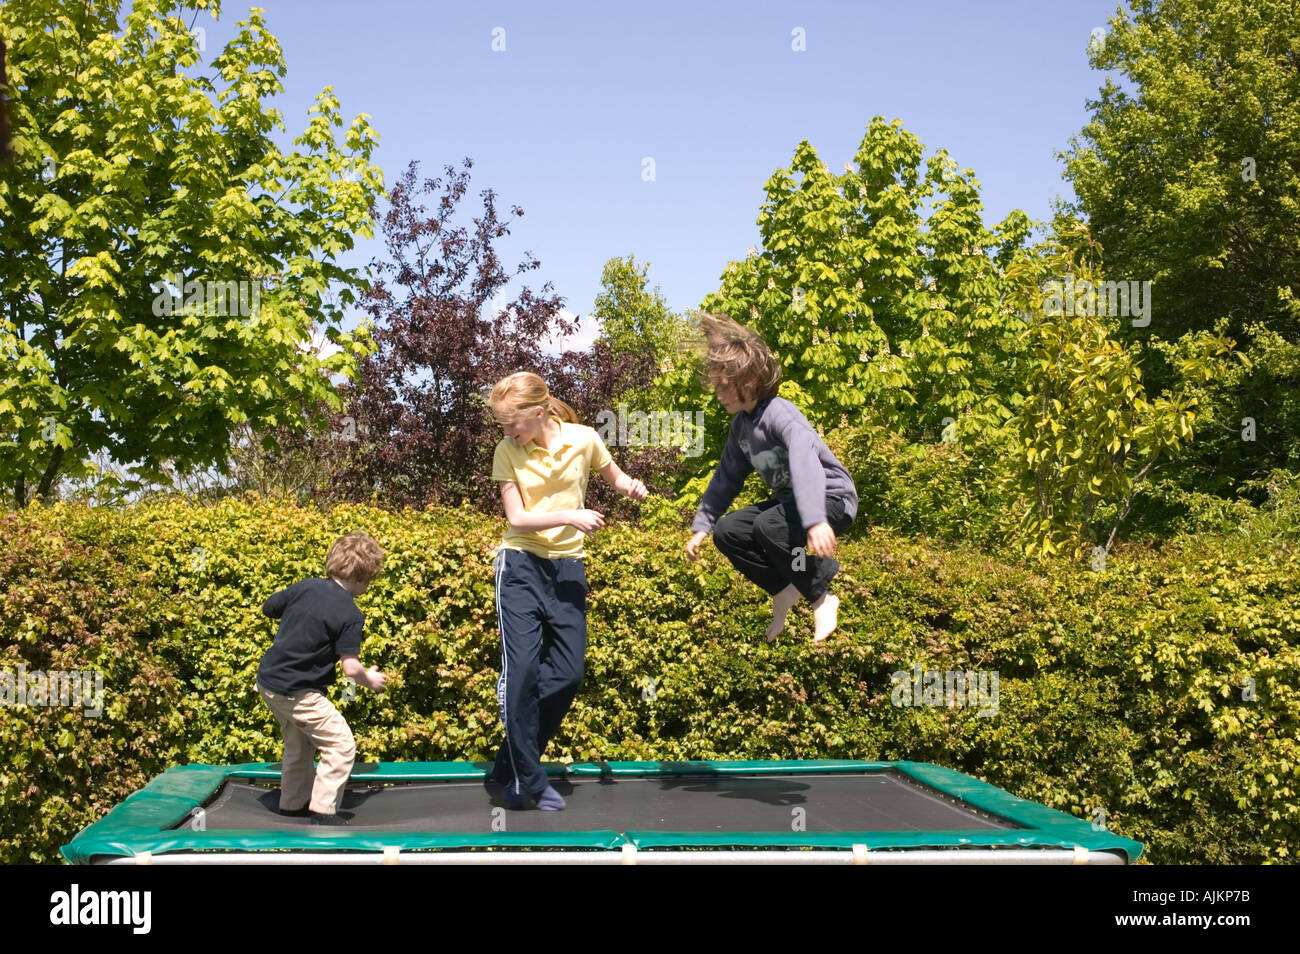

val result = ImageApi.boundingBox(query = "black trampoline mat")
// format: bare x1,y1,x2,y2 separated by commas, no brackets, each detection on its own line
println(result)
187,771,1022,833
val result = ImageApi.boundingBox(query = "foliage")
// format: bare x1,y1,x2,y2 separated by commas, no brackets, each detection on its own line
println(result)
0,0,383,505
697,117,1033,443
826,417,1016,552
592,254,690,368
1059,0,1300,483
580,254,698,515
333,159,594,510
998,223,1243,559
0,506,186,863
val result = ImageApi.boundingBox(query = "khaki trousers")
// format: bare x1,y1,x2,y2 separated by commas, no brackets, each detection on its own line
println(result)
255,682,356,815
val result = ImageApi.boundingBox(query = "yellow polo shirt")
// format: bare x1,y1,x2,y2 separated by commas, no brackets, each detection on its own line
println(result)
492,421,614,559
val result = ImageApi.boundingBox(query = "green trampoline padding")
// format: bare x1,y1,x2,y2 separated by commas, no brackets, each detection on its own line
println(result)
61,760,1143,864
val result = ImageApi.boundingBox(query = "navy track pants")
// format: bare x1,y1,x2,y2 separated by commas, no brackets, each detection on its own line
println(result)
492,547,588,799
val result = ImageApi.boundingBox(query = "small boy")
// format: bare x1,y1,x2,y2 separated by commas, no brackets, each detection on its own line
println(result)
254,531,389,825
685,314,858,642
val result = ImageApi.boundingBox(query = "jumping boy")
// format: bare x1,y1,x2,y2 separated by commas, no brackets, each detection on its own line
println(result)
685,314,858,642
254,531,390,825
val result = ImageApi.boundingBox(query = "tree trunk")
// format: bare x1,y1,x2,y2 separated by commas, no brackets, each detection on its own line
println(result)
35,446,65,502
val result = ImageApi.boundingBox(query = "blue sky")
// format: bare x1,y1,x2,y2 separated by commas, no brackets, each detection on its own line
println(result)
191,0,1128,350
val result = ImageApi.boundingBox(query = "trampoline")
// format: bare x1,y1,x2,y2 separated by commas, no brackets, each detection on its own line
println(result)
62,760,1143,864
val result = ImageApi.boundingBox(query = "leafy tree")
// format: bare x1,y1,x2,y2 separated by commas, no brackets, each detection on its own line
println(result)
699,117,1034,442
580,255,694,512
333,159,578,509
999,222,1243,559
1059,0,1300,486
0,0,382,505
592,255,688,366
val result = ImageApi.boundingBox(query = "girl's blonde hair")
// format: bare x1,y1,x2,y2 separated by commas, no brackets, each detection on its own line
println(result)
325,532,385,583
699,312,781,402
489,371,579,424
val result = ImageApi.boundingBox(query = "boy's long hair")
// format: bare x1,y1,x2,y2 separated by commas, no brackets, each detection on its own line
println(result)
489,371,579,423
698,312,781,402
325,532,385,583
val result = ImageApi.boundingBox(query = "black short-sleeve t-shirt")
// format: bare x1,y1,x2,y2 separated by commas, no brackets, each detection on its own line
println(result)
256,578,365,695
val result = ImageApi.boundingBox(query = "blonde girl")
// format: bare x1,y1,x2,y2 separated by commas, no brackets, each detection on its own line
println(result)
487,372,647,809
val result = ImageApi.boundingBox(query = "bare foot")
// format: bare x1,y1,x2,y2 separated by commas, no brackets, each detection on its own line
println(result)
811,593,840,643
766,585,801,642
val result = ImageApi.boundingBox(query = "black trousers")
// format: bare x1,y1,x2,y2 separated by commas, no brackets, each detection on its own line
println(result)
712,496,854,602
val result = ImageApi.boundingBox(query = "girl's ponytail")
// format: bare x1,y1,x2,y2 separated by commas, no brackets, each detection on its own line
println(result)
547,396,579,424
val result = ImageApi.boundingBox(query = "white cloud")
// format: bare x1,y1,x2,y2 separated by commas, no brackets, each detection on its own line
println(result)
482,293,602,356
483,290,511,325
541,308,601,356
299,329,342,362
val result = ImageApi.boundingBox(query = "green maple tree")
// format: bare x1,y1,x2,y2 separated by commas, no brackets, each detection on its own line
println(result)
0,0,383,504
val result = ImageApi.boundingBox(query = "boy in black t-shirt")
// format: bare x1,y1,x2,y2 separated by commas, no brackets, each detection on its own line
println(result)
255,532,389,825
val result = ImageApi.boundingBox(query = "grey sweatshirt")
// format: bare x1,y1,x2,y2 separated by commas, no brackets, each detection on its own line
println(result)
692,397,859,533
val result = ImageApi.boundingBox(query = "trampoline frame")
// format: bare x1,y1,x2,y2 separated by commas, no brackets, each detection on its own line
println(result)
62,760,1143,865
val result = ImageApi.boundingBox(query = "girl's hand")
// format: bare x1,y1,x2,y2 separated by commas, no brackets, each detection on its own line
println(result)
685,531,708,562
569,509,606,534
806,522,836,557
624,477,648,501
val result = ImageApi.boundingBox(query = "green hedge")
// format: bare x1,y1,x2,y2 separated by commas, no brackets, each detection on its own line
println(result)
0,508,186,863
2,495,1297,863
